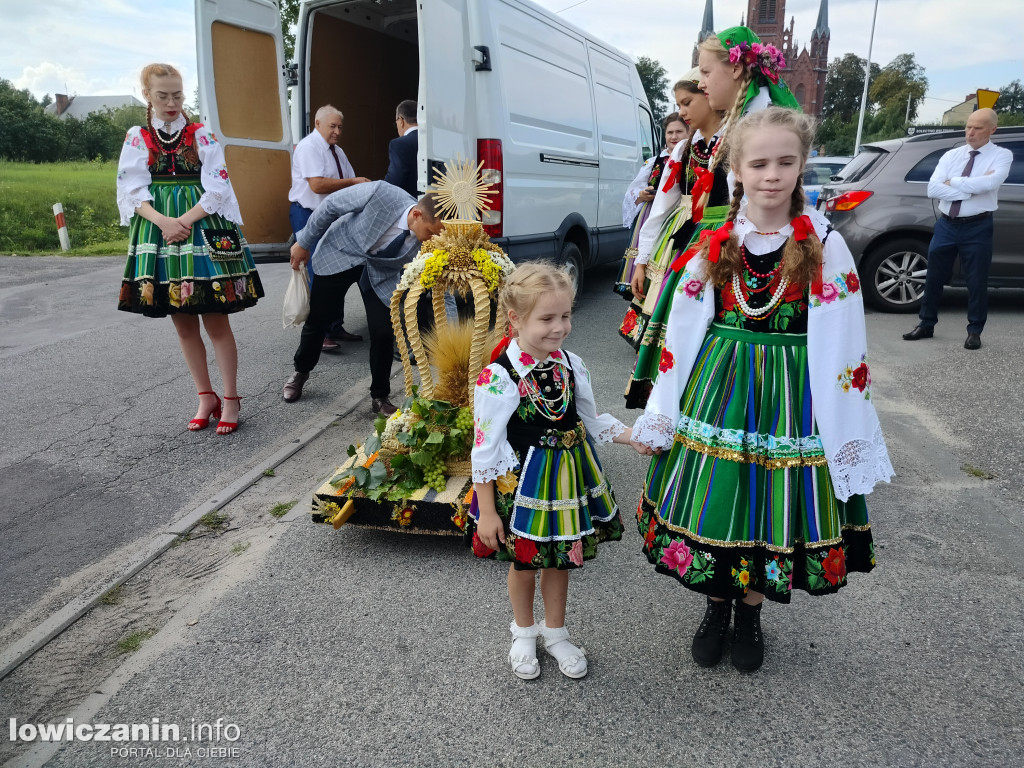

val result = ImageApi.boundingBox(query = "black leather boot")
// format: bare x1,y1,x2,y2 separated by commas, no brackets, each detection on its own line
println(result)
731,599,764,672
691,597,732,667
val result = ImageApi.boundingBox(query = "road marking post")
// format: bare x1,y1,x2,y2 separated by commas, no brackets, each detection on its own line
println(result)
52,203,71,251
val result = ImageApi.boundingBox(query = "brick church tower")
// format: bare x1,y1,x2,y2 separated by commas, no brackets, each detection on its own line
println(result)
692,0,830,117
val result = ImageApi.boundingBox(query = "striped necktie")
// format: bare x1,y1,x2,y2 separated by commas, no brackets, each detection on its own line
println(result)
948,150,979,218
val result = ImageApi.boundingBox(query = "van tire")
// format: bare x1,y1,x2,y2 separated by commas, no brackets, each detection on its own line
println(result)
861,238,930,313
559,241,583,299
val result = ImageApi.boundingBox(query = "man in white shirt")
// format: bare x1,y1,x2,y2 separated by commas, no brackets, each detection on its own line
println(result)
904,108,1012,350
289,105,370,349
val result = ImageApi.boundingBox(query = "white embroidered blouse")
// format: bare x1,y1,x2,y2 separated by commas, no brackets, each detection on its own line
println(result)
471,339,627,484
115,114,243,226
632,204,895,502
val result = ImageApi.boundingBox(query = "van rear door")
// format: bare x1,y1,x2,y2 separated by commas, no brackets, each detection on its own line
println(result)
195,0,292,255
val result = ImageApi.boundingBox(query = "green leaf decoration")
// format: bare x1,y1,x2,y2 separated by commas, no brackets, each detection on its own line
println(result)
410,451,432,466
364,434,382,455
390,454,410,469
425,431,444,445
346,445,357,457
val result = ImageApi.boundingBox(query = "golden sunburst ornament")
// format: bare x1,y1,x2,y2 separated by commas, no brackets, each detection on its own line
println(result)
429,156,496,222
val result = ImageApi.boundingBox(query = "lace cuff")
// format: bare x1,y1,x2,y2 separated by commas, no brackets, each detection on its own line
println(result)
827,425,894,502
592,418,627,446
198,190,243,226
117,188,152,225
632,412,675,452
471,448,519,484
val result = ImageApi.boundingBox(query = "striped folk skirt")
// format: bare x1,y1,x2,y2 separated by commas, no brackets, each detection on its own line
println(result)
118,176,264,317
637,324,875,603
614,200,653,299
468,432,623,570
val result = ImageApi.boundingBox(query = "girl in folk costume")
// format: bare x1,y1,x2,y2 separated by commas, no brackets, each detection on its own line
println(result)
467,263,637,681
632,108,894,673
619,72,720,356
614,111,689,299
622,28,801,410
116,63,264,434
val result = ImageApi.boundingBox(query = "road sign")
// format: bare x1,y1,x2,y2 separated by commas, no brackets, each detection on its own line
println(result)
977,89,1000,109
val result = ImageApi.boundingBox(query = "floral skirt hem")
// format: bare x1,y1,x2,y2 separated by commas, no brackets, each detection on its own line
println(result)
636,495,874,604
117,269,264,317
465,513,623,571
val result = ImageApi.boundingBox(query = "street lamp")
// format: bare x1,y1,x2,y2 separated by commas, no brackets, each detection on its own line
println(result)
854,0,879,155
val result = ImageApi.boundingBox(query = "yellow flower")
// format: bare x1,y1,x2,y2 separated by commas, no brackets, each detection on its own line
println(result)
212,281,222,291
320,501,342,517
495,471,518,494
168,282,181,307
738,570,750,586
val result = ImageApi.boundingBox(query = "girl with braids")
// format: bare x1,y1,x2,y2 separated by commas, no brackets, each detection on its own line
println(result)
622,27,800,410
620,72,721,381
467,263,639,681
615,111,688,298
116,63,264,434
632,108,893,673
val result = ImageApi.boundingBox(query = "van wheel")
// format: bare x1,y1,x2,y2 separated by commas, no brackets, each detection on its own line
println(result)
560,242,583,299
861,238,930,313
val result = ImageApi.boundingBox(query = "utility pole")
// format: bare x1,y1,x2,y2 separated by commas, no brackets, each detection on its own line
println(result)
854,0,879,155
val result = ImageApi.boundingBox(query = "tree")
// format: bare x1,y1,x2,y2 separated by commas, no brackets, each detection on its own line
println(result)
821,53,881,123
869,52,927,123
635,56,670,122
995,79,1024,116
281,0,300,62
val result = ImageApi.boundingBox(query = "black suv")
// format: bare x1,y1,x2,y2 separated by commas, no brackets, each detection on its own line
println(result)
818,126,1024,312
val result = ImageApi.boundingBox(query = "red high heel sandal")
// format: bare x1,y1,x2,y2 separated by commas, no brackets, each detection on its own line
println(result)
188,391,222,431
216,396,243,435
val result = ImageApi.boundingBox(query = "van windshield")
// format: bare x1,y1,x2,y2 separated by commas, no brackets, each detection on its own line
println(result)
840,147,887,183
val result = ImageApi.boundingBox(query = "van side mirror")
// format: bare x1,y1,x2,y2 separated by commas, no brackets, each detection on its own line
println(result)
282,62,298,88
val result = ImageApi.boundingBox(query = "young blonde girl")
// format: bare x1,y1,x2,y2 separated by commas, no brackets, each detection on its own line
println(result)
467,263,636,680
632,107,893,673
624,27,800,410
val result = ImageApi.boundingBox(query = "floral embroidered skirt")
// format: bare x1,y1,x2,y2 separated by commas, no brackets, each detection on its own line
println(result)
467,437,623,570
637,324,875,603
623,205,729,409
118,177,265,317
614,201,653,299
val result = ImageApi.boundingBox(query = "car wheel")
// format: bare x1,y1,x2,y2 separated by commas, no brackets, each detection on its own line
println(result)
860,238,930,313
559,241,583,299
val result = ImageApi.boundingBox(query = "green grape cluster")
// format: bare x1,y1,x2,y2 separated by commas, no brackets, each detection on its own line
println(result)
455,407,474,431
424,455,447,492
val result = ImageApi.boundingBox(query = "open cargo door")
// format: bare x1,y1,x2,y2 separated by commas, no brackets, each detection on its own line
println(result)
195,0,292,256
416,0,475,191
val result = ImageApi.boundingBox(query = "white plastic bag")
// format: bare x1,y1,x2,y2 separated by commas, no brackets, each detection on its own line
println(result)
282,265,310,329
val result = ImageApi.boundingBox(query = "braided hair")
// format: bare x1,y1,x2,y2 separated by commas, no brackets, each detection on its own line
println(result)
697,36,755,171
702,107,822,288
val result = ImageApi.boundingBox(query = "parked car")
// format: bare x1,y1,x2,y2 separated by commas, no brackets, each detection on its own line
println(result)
194,0,658,294
803,155,851,207
817,126,1024,312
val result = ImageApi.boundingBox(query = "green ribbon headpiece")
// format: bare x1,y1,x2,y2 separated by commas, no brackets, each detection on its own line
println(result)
716,26,801,113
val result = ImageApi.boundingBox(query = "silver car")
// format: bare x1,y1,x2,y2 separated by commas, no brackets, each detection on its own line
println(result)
818,126,1024,312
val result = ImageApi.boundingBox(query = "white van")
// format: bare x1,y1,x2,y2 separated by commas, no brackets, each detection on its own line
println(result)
195,0,658,289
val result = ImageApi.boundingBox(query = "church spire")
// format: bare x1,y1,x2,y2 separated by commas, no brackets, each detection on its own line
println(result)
812,0,830,39
698,0,715,44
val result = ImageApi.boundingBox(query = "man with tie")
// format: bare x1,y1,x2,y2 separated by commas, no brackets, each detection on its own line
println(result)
288,105,371,351
903,108,1012,350
282,182,444,414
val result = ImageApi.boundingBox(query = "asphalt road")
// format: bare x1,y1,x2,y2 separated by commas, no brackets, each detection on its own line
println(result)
2,256,1023,767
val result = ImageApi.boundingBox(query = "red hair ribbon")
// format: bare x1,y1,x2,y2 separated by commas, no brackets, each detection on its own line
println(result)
489,333,512,364
705,222,734,264
660,159,682,193
669,240,705,273
790,215,824,293
690,166,715,223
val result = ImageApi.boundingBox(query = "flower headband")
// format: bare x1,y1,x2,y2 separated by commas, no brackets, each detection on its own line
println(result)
726,41,786,85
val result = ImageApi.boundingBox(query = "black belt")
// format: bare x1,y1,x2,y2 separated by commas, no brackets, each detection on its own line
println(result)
941,211,992,223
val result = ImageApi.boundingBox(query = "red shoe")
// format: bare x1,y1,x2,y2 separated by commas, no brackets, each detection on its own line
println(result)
216,396,243,435
188,392,221,431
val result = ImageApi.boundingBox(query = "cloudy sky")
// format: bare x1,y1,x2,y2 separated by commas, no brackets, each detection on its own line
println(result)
1,0,1019,124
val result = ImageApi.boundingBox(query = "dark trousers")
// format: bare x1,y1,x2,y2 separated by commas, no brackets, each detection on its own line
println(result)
918,215,993,334
289,201,361,333
293,266,366,374
358,272,398,400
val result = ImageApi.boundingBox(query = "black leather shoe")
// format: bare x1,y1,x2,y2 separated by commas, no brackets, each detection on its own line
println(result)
902,325,934,341
331,327,363,342
282,371,309,403
371,397,397,416
691,597,732,667
964,333,982,350
731,600,764,673
321,338,342,354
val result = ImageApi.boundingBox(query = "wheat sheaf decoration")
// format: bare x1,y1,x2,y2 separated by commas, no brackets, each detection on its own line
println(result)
429,156,497,222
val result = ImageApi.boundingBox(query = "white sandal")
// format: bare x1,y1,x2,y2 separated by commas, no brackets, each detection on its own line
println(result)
509,621,542,680
541,623,588,679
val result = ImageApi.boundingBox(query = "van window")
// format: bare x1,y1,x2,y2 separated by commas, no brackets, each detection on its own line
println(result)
905,149,947,183
841,147,886,183
1005,141,1024,184
638,107,656,161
